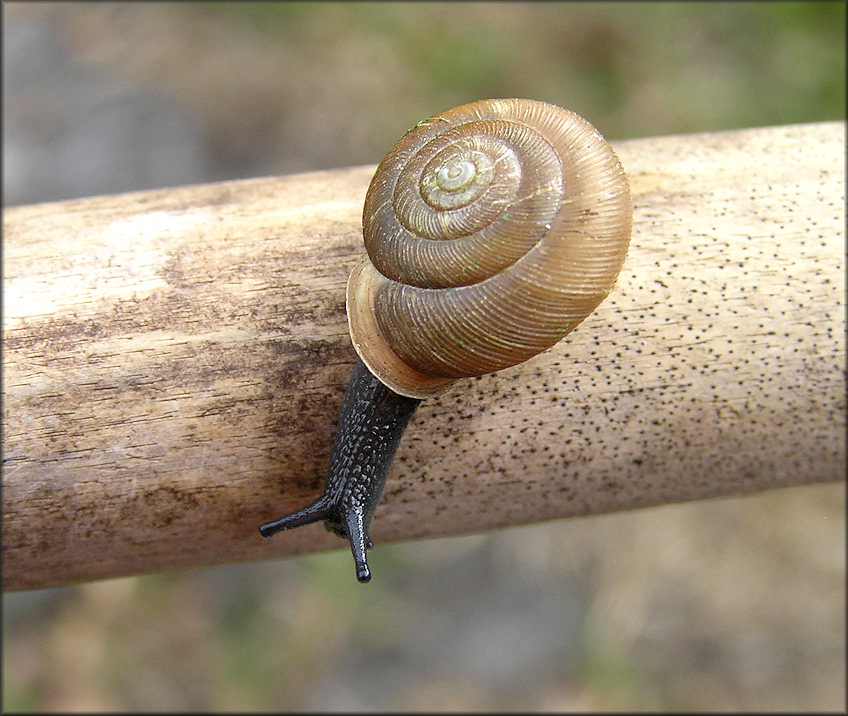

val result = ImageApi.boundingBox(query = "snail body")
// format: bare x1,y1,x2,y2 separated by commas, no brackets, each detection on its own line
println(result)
260,99,632,581
259,359,419,582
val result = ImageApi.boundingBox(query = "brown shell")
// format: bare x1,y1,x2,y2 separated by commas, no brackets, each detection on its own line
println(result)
347,98,632,399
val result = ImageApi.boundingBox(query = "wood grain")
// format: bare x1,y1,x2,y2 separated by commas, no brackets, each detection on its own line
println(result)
3,121,845,590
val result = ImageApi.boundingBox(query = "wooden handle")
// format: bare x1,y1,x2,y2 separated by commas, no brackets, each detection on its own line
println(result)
3,122,845,591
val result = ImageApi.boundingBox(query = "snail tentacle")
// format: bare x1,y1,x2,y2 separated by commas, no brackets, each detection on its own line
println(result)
258,497,333,535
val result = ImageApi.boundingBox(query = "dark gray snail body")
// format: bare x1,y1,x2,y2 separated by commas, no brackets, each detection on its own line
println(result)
260,98,633,582
259,359,419,582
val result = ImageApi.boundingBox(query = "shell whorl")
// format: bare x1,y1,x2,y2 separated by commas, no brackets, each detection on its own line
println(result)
347,98,632,399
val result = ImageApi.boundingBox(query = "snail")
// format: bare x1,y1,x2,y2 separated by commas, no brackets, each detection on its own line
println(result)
259,98,632,582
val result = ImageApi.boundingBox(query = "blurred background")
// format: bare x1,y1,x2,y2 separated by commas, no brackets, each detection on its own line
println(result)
2,1,845,710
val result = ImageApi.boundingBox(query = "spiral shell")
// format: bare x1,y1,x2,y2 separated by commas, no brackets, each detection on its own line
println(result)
347,98,632,399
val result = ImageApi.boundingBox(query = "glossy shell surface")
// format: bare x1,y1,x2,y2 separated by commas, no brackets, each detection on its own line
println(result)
348,98,633,398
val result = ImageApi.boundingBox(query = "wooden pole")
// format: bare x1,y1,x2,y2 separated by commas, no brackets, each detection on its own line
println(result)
3,122,845,591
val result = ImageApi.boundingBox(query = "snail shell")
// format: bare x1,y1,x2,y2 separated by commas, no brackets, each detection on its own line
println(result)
347,98,632,399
